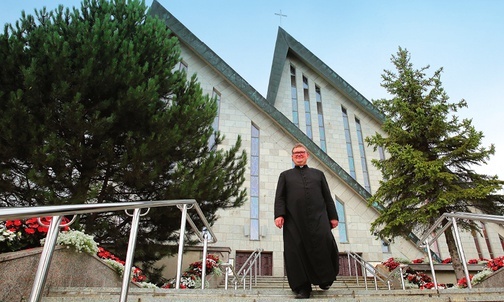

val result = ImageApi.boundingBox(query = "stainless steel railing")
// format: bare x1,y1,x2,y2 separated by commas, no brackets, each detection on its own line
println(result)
346,251,392,290
232,248,263,290
0,199,216,302
219,261,240,290
418,211,504,289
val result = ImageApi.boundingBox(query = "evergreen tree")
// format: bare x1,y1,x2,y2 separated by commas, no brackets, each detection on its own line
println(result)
366,47,504,280
0,0,247,281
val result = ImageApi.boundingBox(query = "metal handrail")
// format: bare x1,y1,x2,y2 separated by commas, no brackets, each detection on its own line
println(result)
0,199,216,301
388,264,409,290
232,248,263,289
219,262,241,290
346,251,391,290
418,212,504,290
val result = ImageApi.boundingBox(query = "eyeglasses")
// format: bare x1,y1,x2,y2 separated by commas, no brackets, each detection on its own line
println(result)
292,151,307,155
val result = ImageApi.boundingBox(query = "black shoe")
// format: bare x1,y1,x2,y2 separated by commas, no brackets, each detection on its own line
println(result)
319,281,333,290
295,290,311,299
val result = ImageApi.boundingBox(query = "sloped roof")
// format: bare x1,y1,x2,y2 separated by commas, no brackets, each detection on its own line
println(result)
267,27,385,123
148,0,371,200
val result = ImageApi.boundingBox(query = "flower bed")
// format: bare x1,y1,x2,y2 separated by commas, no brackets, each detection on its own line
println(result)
380,256,504,289
162,253,223,289
1,217,223,289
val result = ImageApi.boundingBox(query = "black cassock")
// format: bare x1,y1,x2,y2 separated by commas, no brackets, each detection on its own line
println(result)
274,165,339,290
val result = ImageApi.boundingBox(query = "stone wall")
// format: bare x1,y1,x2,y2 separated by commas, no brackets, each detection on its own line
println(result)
474,268,504,288
0,246,130,301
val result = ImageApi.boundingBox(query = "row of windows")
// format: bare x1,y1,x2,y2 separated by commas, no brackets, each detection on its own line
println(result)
290,65,372,194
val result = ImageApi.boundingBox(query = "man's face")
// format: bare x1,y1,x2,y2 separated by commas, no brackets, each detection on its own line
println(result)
291,147,309,166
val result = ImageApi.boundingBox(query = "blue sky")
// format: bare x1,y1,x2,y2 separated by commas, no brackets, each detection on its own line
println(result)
2,0,503,181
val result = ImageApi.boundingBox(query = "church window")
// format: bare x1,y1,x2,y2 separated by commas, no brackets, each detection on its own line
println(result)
335,198,348,243
315,85,326,152
303,76,312,139
208,89,221,150
250,123,260,240
355,118,371,192
178,60,188,72
341,107,356,178
290,65,299,127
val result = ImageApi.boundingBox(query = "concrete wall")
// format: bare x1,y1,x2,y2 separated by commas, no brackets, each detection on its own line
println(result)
0,246,127,301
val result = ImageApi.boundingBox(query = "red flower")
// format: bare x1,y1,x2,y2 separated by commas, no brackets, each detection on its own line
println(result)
24,228,36,234
457,275,473,288
442,258,452,264
382,257,400,271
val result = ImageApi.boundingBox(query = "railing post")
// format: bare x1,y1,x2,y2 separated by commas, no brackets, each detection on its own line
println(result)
29,215,63,302
425,238,439,289
399,266,405,290
119,208,142,302
201,227,209,289
354,257,359,286
451,217,472,289
362,264,368,289
176,204,188,289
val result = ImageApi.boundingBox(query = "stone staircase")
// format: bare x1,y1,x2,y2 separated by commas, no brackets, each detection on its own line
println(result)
234,275,390,291
42,286,504,302
42,276,504,301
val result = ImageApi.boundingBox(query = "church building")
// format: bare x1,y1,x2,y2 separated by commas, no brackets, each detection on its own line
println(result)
150,1,502,278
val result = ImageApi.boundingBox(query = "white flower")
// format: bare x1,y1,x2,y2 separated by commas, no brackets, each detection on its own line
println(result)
472,268,493,285
40,229,99,255
0,228,18,242
138,282,157,288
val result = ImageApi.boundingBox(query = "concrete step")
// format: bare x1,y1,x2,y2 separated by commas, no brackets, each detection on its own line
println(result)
225,275,389,290
43,287,504,302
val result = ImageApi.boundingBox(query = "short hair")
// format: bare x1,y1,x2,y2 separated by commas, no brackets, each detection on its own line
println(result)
292,143,308,153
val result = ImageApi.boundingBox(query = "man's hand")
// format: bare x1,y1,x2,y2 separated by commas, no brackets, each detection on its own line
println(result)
275,216,284,229
330,219,339,229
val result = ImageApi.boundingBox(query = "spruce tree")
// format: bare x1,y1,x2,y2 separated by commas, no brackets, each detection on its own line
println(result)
367,47,503,280
0,0,247,281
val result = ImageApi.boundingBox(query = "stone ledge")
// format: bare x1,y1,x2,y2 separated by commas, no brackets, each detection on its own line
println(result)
0,246,134,301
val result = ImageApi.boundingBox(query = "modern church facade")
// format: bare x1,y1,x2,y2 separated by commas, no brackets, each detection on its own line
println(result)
150,1,503,278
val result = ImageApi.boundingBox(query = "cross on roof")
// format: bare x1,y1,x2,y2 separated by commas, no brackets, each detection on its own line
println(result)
274,10,287,26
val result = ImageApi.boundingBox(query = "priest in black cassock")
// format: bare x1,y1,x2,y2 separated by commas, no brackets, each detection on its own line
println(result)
274,143,339,299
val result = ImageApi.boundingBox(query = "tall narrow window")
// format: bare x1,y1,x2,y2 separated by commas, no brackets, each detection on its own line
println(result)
315,85,326,152
378,146,386,161
335,198,348,243
208,89,221,150
381,240,391,253
471,230,484,259
341,107,356,179
290,65,299,127
250,124,260,240
481,223,494,258
355,118,371,192
303,76,312,139
179,60,188,73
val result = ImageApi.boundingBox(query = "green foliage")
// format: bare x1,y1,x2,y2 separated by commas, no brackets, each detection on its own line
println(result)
366,47,504,241
0,0,247,279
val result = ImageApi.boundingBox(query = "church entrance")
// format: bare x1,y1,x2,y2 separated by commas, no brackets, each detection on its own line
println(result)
235,251,272,276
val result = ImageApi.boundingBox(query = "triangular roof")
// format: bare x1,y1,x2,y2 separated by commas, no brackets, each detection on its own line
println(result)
267,27,384,123
148,0,371,200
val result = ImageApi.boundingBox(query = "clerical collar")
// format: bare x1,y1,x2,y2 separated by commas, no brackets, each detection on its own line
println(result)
295,165,308,169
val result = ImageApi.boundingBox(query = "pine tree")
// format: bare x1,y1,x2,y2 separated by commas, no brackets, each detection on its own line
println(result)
0,0,247,281
366,47,504,280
